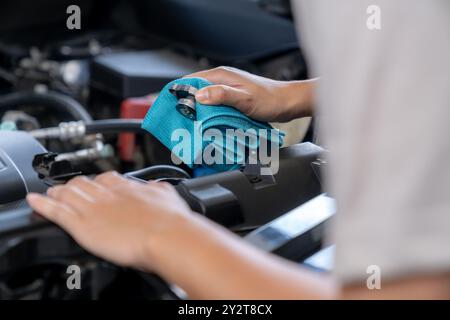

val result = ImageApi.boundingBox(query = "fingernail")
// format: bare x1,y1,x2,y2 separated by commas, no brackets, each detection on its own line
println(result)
195,90,209,102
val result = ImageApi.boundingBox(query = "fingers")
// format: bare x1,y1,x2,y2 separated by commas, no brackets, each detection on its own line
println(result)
26,193,79,230
94,171,149,198
196,85,251,109
47,185,95,213
184,66,240,86
94,171,131,188
184,66,254,112
67,176,107,197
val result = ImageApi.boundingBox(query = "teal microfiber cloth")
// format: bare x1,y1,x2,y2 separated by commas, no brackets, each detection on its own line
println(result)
142,77,284,172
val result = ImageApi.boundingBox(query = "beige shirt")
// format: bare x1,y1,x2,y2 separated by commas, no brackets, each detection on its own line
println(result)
292,0,450,283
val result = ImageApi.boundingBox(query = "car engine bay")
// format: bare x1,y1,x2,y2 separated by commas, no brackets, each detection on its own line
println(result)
0,0,333,299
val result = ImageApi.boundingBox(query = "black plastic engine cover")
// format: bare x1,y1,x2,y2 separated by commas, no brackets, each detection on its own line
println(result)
0,131,48,205
176,142,323,229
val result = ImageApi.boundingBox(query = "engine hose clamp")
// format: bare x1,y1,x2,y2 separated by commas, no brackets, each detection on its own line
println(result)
169,84,198,120
59,121,86,140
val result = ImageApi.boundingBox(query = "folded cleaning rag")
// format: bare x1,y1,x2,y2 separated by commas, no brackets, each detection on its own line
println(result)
141,77,284,172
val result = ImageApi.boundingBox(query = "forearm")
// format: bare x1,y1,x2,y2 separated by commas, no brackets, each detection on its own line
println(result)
147,213,337,299
156,215,450,300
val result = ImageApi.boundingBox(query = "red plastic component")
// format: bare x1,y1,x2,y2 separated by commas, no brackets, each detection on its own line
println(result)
119,94,157,161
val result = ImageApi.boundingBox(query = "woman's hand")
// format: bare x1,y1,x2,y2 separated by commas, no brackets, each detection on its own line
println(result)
185,66,316,122
26,172,194,272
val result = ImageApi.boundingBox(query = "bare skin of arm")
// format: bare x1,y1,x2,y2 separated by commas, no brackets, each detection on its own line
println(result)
26,173,450,300
26,67,450,299
26,173,336,300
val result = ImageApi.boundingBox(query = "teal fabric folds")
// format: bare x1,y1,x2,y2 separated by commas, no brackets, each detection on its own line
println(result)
141,77,284,171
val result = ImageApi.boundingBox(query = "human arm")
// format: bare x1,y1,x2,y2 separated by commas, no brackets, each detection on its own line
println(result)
26,172,450,299
26,172,335,299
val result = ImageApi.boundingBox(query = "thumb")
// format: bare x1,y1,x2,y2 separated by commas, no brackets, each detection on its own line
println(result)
195,85,250,109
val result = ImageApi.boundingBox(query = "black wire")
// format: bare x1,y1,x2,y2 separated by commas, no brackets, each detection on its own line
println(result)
85,119,145,134
0,91,92,122
125,165,191,180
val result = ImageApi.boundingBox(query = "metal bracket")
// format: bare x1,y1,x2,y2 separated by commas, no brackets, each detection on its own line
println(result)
32,153,81,186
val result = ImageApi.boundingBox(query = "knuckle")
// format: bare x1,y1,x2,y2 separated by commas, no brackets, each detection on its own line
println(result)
60,186,77,200
214,66,226,72
242,95,254,111
68,175,89,186
109,181,133,194
159,182,174,190
48,185,62,198
94,173,106,182
214,66,230,75
95,171,118,182
243,92,253,103
103,171,117,178
213,86,227,101
216,66,232,73
144,182,163,193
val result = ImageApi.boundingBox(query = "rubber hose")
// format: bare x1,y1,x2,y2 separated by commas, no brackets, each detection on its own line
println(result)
125,165,191,180
0,91,92,122
85,119,145,134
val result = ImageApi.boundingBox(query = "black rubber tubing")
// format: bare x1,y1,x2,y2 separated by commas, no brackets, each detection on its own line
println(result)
0,91,92,122
85,119,145,134
125,165,191,180
85,120,191,179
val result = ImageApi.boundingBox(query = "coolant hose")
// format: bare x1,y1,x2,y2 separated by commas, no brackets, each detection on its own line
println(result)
0,91,92,122
85,119,144,134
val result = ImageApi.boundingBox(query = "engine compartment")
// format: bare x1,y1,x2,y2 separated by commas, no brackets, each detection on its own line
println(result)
0,0,325,300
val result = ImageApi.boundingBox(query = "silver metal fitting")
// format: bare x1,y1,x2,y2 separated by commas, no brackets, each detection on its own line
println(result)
169,84,198,120
55,138,113,162
58,121,86,140
31,121,86,140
